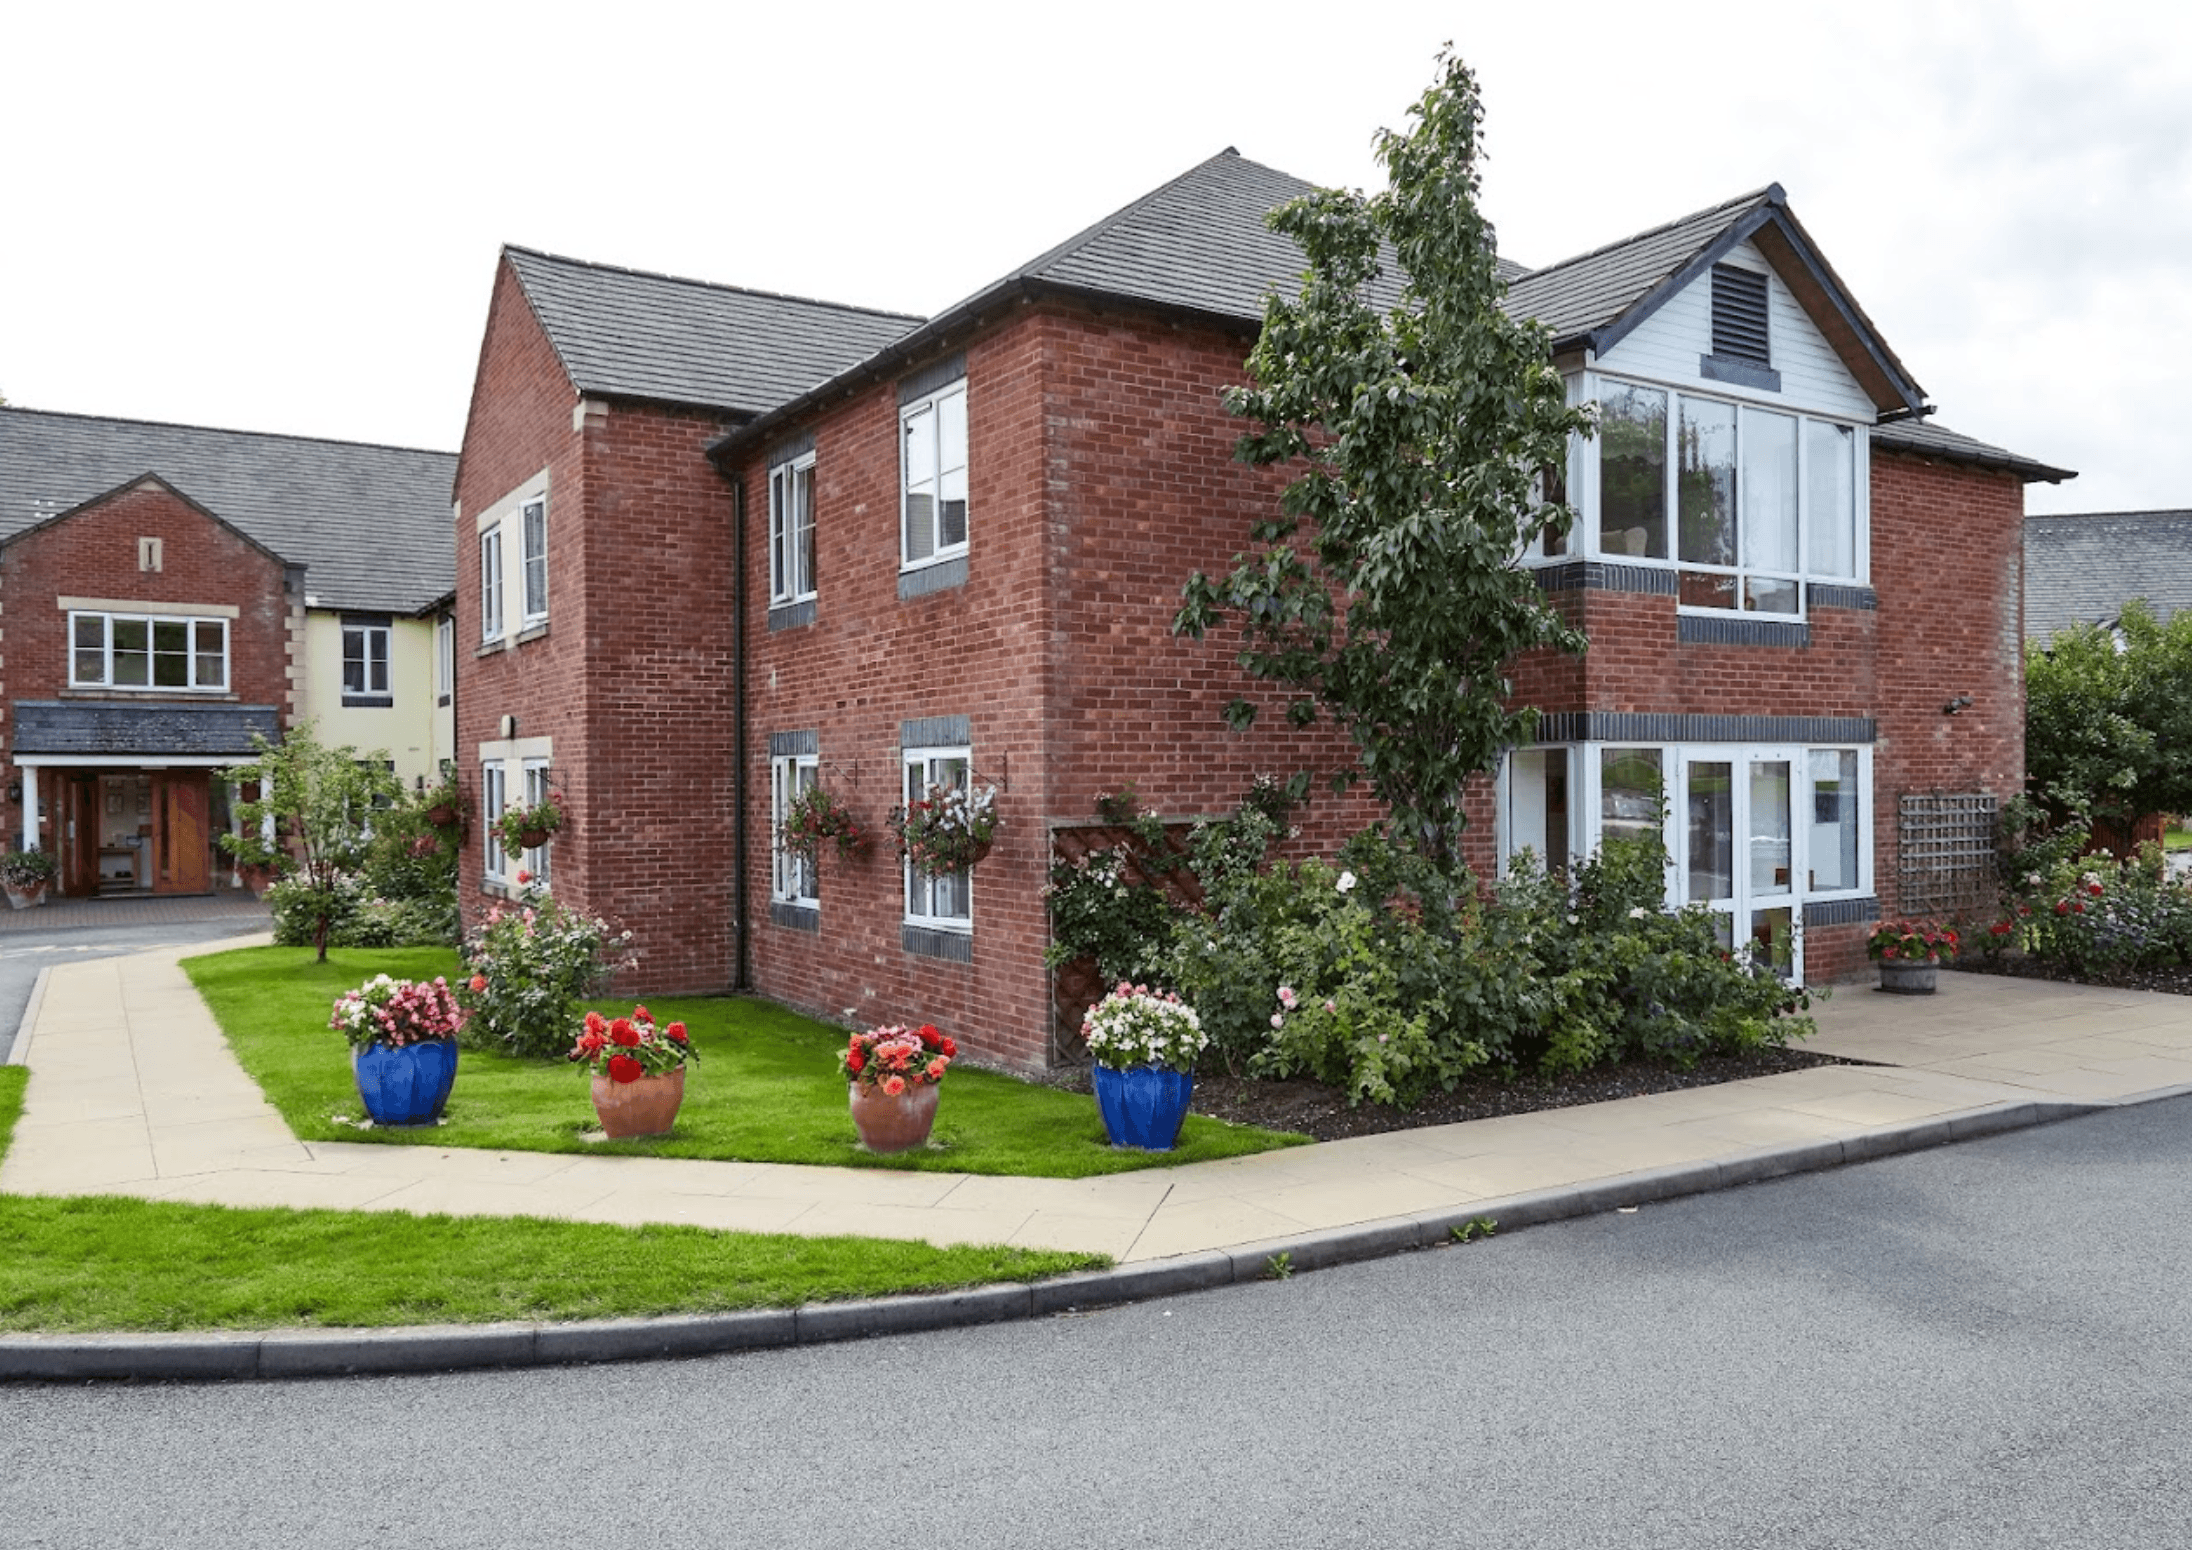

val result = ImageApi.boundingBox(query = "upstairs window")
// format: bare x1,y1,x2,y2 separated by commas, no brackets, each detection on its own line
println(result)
70,612,228,691
1591,374,1864,609
342,616,392,706
769,454,817,606
521,497,548,623
900,382,968,570
480,526,504,641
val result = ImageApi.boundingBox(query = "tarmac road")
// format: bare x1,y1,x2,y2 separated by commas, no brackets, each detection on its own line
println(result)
5,1092,2190,1548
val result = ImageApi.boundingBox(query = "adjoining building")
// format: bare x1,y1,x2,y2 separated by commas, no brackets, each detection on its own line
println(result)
0,407,456,895
2024,508,2192,641
450,151,2073,1066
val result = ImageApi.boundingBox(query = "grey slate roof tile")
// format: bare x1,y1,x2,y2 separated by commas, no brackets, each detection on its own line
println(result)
1501,187,1779,344
504,247,922,416
12,700,280,758
2024,509,2192,641
1872,418,2075,484
0,408,456,615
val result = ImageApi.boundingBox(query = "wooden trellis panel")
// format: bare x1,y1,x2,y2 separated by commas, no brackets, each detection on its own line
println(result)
1897,792,1999,920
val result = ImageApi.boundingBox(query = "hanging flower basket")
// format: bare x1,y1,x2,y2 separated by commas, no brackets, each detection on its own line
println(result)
891,783,999,877
779,784,872,864
494,790,566,859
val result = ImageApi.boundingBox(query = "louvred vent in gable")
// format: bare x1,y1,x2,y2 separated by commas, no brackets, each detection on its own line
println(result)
1710,265,1771,365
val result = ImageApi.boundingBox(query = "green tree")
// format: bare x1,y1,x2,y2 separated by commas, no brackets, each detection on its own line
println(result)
1174,48,1591,870
2026,600,2192,827
221,723,401,960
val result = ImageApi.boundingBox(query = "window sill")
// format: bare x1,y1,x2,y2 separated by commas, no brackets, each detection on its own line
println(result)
516,622,549,645
767,598,816,632
897,554,968,601
59,686,237,701
769,900,820,933
1676,614,1810,649
901,922,972,963
474,639,506,658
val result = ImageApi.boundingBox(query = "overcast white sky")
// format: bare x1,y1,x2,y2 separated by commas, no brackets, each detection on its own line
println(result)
4,0,2184,515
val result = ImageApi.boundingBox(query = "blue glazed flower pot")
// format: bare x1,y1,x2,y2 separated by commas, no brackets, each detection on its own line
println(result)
352,1039,459,1127
1092,1064,1194,1151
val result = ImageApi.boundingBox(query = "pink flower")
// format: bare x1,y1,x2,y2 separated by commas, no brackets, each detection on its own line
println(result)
516,869,531,885
1277,986,1297,1009
882,1074,906,1097
1270,1013,1284,1029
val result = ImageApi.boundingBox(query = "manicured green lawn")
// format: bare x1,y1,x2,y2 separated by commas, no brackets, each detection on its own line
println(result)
0,1063,1099,1333
2166,825,2191,853
184,946,1305,1176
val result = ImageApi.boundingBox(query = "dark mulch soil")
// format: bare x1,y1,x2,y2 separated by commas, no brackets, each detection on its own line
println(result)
1037,1043,1858,1144
1956,956,2192,998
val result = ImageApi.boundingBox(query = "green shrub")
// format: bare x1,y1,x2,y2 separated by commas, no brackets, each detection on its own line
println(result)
456,880,635,1058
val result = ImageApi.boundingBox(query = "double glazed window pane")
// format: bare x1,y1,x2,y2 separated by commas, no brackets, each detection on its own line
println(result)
1807,421,1857,579
1808,750,1859,891
1677,396,1736,566
1687,762,1733,903
905,753,971,920
904,388,967,566
1598,383,1667,559
1507,749,1570,872
522,500,548,619
1749,759,1791,893
194,621,226,688
936,391,968,550
903,405,937,562
73,616,107,684
771,464,816,601
1600,748,1662,847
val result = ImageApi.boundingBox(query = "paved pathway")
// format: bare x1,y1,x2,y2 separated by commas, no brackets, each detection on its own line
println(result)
9,942,2192,1264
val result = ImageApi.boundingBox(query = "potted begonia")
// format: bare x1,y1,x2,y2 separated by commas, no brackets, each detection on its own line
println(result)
841,1023,955,1153
330,974,465,1126
1869,920,1959,994
569,1004,696,1138
891,783,999,876
1081,982,1205,1150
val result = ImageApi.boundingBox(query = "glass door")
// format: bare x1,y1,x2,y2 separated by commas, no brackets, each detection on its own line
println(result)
1680,748,1802,979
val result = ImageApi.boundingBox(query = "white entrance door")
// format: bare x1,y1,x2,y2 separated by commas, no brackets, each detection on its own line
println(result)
1680,748,1801,979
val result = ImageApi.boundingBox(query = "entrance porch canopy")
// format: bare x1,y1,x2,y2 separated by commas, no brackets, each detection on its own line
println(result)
11,700,279,850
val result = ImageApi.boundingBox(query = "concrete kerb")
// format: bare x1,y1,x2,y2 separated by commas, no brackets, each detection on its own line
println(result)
0,1091,2117,1384
4,966,49,1067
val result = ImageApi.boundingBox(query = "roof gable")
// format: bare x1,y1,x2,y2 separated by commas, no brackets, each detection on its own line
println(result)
501,246,922,416
0,408,456,614
9,472,293,570
1504,186,1926,417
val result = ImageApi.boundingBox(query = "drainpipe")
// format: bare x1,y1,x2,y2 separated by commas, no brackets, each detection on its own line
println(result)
732,473,751,991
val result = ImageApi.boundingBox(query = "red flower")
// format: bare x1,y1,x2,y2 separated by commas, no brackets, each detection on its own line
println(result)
607,1053,643,1084
666,1022,688,1043
610,1018,641,1047
516,869,531,885
2056,900,2071,916
2087,882,2104,897
2073,901,2086,914
634,1005,651,1021
846,1049,865,1073
940,1038,957,1058
918,1024,941,1049
1882,946,1899,960
1990,922,2014,937
584,1010,607,1034
469,975,488,992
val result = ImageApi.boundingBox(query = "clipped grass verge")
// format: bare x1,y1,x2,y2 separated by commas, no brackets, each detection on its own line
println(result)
0,1061,1097,1333
185,946,1306,1176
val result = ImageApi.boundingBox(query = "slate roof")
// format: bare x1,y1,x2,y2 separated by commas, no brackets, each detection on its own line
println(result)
0,408,456,614
1873,418,2075,485
11,700,280,758
503,247,922,416
1504,186,1780,344
2025,510,2192,641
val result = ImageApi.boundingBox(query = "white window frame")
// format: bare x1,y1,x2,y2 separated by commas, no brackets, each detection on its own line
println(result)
769,454,818,607
899,381,969,572
771,753,820,907
481,761,508,883
1498,739,1874,982
1561,371,1870,615
341,620,392,701
520,758,552,884
435,615,454,704
480,526,505,642
68,611,229,692
520,496,549,625
902,745,972,931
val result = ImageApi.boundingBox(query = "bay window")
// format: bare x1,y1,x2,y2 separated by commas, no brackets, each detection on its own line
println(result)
1586,373,1864,611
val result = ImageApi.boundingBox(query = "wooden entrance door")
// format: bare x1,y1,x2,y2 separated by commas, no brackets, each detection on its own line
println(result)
153,772,210,894
59,775,98,898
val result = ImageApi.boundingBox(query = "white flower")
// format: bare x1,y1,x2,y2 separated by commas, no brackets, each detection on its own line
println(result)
1270,1012,1285,1029
1336,871,1356,894
1566,914,1579,925
1627,906,1649,920
1277,985,1297,1009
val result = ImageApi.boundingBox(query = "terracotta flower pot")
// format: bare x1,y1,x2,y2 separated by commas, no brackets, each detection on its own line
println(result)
848,1080,940,1153
591,1066,686,1138
1878,957,1939,995
3,880,48,910
518,827,551,850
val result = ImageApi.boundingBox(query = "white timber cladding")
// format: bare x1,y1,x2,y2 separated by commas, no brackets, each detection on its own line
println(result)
474,468,551,645
1594,241,1875,421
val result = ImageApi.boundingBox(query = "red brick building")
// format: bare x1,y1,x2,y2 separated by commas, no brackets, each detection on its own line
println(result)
454,153,2070,1066
0,409,457,895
